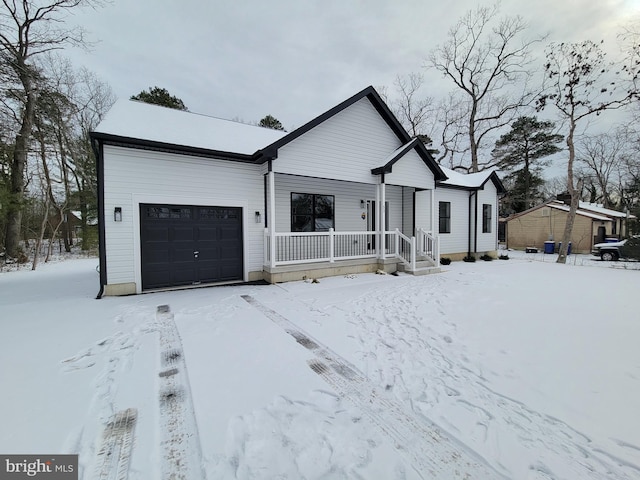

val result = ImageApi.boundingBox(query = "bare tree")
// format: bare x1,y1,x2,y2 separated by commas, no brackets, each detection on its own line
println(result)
390,73,436,145
0,0,102,258
427,4,541,172
433,93,470,169
577,128,630,208
536,40,639,263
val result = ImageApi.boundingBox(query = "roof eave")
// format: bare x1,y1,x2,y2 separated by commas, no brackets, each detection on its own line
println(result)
90,132,257,163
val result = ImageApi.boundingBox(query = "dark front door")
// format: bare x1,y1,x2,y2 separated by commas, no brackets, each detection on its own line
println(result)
140,204,243,290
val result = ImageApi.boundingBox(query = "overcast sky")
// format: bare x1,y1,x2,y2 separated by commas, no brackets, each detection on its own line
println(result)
66,0,639,131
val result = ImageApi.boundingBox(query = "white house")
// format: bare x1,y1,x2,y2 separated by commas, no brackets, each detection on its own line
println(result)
91,86,505,296
436,167,505,260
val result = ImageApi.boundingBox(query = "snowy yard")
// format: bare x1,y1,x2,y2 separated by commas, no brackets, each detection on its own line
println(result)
0,252,639,479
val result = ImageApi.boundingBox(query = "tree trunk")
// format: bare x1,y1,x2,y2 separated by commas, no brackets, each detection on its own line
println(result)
469,101,479,173
5,69,36,258
557,122,578,264
32,192,51,271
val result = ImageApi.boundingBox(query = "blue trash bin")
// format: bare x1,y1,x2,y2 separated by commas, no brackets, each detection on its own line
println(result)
544,241,555,254
556,242,572,254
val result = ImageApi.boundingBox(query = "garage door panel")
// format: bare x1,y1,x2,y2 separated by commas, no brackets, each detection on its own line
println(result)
219,226,241,240
197,226,218,242
140,204,243,290
219,264,242,280
219,244,242,258
172,266,198,285
173,247,196,262
146,248,170,263
143,226,169,242
173,226,195,242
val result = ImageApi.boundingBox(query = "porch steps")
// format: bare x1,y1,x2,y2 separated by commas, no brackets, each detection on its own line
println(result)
398,260,441,276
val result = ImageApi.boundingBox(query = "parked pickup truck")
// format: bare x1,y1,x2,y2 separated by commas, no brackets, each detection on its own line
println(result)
592,236,640,261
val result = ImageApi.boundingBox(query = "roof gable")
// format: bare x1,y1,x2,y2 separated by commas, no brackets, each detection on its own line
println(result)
437,166,506,194
371,138,447,181
258,86,410,160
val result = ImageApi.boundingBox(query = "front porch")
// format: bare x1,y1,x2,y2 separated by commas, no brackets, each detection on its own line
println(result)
263,228,440,282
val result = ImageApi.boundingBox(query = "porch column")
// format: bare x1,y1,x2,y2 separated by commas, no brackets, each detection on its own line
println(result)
268,170,276,268
380,177,386,259
431,188,436,234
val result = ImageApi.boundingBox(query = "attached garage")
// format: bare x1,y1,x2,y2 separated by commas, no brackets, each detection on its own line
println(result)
140,204,243,290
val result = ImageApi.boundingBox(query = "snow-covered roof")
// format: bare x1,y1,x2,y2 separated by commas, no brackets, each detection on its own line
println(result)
576,201,636,219
547,203,613,221
438,166,498,189
93,99,287,156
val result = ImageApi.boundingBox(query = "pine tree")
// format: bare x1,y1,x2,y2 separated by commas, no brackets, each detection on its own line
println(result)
131,87,188,111
258,115,284,131
492,116,563,211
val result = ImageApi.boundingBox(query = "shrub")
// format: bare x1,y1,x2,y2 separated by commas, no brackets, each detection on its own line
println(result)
480,254,493,261
440,257,451,265
499,254,510,260
463,255,476,262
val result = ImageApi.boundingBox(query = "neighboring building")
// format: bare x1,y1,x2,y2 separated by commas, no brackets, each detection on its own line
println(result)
91,86,504,296
504,199,636,253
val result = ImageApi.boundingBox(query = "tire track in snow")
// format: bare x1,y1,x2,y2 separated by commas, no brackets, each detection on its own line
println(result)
242,294,505,480
156,305,206,480
93,408,137,480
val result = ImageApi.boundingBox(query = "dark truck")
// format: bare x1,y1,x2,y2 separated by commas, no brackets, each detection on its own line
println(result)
592,236,640,261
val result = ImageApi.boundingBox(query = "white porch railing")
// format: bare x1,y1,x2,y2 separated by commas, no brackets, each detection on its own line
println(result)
416,228,440,266
265,228,439,269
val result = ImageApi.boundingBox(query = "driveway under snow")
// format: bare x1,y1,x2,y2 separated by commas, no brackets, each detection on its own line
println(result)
0,253,638,479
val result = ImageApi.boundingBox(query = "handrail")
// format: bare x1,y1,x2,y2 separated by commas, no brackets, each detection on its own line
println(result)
265,228,437,269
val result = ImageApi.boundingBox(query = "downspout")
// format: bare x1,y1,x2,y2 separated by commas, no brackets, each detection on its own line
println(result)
380,173,386,259
92,138,107,299
474,191,479,254
268,162,276,269
467,190,477,258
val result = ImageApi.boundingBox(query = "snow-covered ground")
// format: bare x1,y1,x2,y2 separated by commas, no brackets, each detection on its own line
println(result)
0,252,638,479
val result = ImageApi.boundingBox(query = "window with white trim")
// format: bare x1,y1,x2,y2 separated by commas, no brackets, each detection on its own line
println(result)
439,201,451,234
482,204,492,233
291,193,335,232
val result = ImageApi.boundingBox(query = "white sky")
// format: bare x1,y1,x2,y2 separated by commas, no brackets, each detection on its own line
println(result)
64,0,640,131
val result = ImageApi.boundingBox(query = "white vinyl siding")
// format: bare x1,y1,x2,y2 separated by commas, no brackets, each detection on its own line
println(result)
385,150,435,189
103,146,264,288
272,174,404,233
414,190,433,233
273,98,402,183
476,182,499,252
435,188,470,255
402,187,414,235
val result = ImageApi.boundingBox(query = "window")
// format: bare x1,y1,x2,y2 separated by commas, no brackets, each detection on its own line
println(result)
439,201,451,234
291,193,335,232
145,206,191,219
482,204,492,233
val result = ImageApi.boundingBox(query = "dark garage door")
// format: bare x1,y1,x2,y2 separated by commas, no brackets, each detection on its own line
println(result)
140,204,243,290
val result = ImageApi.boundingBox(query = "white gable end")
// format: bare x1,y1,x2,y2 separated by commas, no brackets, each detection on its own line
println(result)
273,97,402,184
385,150,435,189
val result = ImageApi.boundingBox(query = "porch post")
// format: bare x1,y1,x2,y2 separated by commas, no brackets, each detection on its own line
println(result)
380,177,386,259
431,188,436,234
329,228,335,262
268,170,276,268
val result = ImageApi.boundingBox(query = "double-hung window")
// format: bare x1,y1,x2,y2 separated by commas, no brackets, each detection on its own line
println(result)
439,201,451,234
291,193,335,232
482,204,492,233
